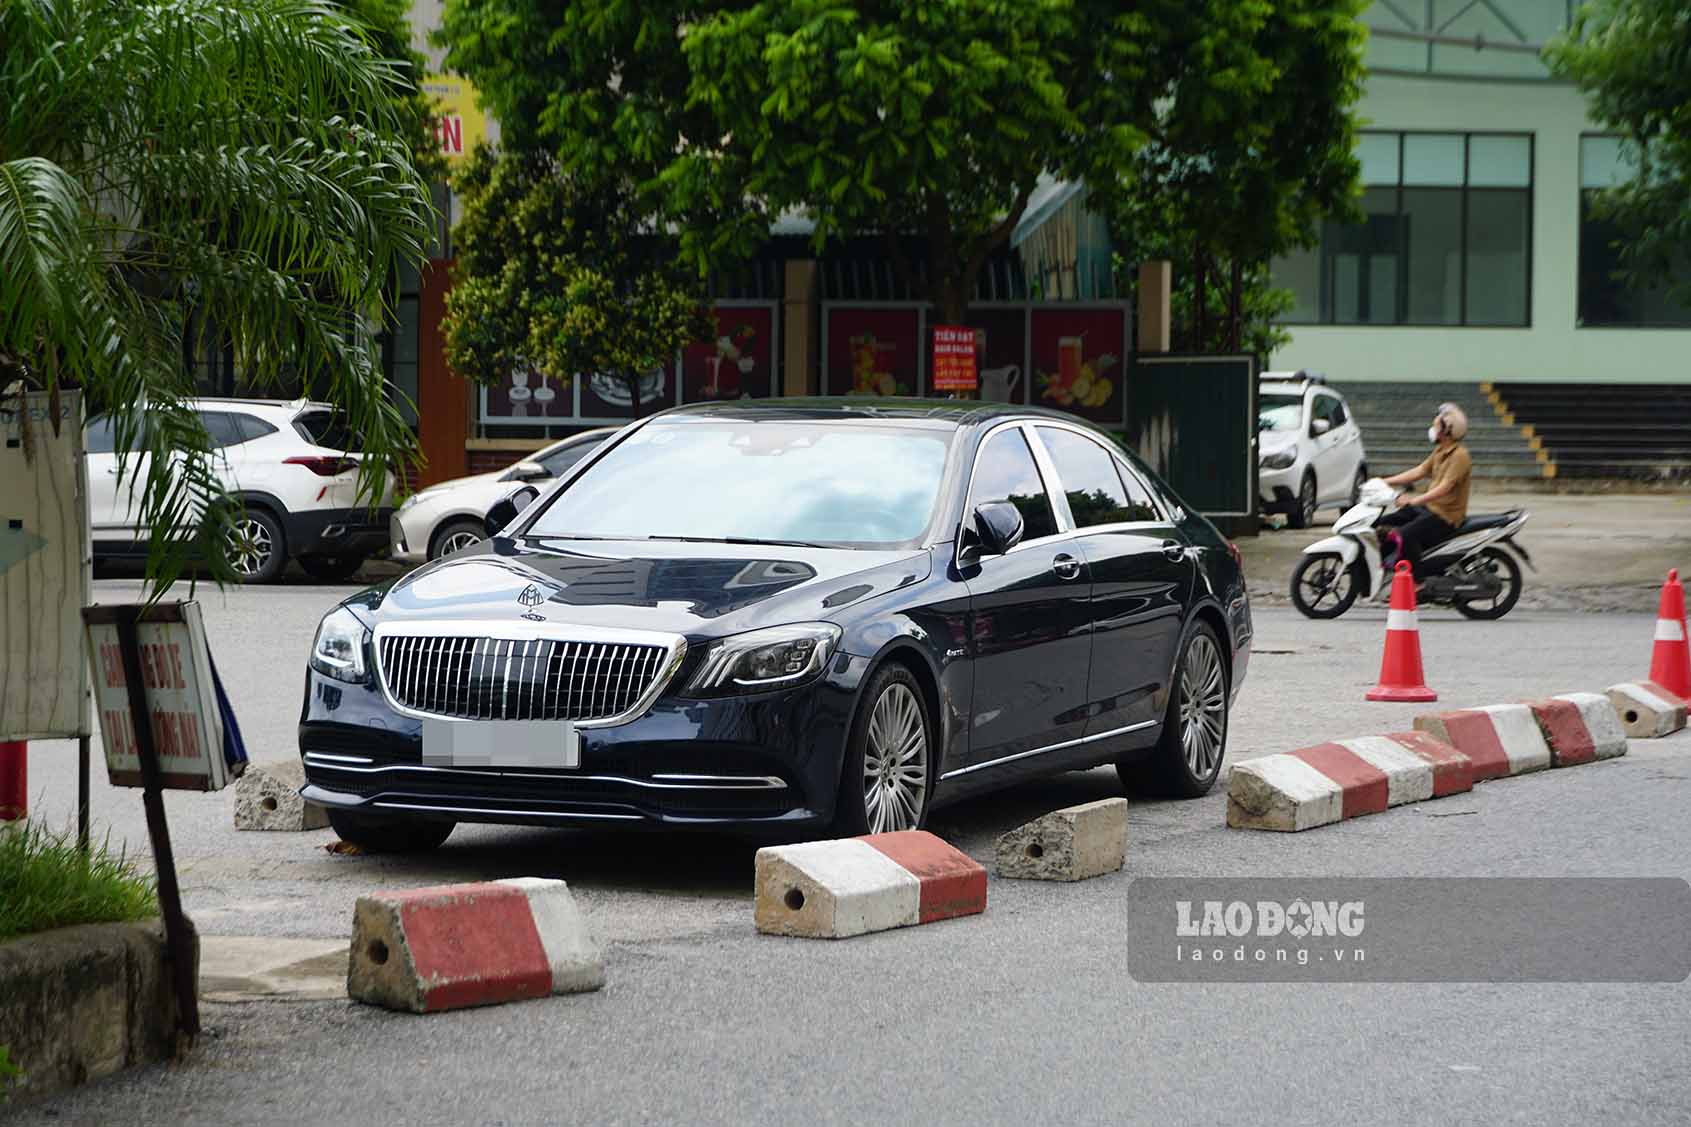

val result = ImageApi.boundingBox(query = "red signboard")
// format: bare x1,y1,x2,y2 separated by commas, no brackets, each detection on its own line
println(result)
1030,307,1128,424
931,324,978,393
825,308,921,397
681,306,776,402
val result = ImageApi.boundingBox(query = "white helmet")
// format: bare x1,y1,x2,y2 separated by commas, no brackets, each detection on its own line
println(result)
1434,402,1468,441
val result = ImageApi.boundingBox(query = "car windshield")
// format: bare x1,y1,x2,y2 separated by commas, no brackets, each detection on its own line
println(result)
525,419,952,548
1258,393,1304,432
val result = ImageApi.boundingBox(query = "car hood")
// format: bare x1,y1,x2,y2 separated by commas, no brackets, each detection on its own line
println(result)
1259,431,1299,456
408,471,506,503
349,538,932,640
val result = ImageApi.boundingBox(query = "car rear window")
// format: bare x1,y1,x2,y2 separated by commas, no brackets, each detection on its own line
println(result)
293,409,354,451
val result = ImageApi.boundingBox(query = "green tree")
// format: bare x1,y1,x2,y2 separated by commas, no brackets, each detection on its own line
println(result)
443,148,712,418
0,0,432,591
438,0,1366,325
342,0,450,184
1548,0,1691,303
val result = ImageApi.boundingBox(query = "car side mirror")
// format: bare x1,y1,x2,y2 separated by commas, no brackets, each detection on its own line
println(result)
970,500,1025,558
502,460,548,483
484,484,540,537
1311,418,1332,437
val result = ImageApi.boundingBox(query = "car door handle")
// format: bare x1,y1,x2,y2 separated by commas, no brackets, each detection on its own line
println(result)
1160,540,1186,562
1052,553,1082,581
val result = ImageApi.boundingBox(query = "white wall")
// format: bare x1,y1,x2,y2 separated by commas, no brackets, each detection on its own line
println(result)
1274,73,1691,384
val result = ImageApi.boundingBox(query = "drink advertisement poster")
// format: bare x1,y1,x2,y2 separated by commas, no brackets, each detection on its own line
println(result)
681,306,777,402
1030,308,1128,424
826,308,921,397
931,325,978,393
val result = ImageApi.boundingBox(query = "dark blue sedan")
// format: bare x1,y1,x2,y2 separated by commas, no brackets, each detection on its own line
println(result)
298,399,1252,851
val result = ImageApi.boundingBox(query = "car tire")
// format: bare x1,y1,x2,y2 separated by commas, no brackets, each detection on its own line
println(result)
298,553,365,583
831,662,934,837
327,808,455,853
1287,471,1317,529
429,518,486,561
227,507,288,584
1117,619,1229,799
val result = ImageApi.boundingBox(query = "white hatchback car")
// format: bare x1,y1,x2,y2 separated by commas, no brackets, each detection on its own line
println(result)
1257,371,1367,529
84,398,395,583
390,427,617,565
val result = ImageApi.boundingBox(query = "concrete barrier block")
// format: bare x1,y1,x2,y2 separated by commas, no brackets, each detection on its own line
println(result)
1605,682,1688,740
347,879,603,1013
994,797,1127,881
233,758,328,831
1384,730,1475,796
1413,704,1550,780
1228,736,1471,833
1525,693,1628,767
1226,755,1343,832
755,830,986,938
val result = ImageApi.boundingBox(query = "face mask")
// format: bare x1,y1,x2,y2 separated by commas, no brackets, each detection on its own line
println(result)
1427,424,1440,443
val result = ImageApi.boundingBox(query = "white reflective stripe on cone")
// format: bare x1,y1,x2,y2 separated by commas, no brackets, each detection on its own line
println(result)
1656,618,1687,642
1387,609,1418,632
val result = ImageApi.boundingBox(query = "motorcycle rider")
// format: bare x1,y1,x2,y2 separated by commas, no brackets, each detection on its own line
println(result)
1377,402,1472,580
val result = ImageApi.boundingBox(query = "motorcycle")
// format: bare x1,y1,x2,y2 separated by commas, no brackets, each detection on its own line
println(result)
1290,478,1534,620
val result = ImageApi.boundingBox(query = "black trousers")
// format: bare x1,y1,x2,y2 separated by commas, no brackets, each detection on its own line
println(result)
1377,505,1456,578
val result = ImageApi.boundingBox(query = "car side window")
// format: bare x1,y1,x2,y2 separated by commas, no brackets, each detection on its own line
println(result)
1311,394,1338,433
1111,459,1164,523
1035,426,1140,528
538,435,606,477
198,411,245,449
234,413,278,442
1330,399,1349,427
968,429,1058,542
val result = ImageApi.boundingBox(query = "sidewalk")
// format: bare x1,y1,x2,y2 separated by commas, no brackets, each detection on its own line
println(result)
1241,490,1691,613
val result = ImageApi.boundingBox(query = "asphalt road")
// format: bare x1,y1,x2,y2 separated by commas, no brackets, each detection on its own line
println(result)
11,576,1691,1126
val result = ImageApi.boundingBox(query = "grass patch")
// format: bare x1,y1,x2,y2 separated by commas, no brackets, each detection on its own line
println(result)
0,820,157,941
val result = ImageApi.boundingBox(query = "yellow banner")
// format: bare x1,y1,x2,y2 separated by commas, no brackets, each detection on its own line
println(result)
422,73,487,162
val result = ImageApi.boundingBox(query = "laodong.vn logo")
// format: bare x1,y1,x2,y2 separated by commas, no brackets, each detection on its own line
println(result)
1175,898,1365,940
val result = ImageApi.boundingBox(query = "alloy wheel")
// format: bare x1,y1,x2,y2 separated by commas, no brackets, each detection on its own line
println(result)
439,528,484,556
228,516,274,577
1178,633,1226,780
862,682,928,834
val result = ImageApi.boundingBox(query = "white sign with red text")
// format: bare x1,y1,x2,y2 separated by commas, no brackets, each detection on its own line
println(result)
85,602,228,791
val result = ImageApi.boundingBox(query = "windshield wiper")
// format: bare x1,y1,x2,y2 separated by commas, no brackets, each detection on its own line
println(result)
646,535,829,549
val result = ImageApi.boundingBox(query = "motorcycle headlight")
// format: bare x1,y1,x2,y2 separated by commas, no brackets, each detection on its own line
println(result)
685,623,842,696
309,606,370,683
1260,450,1296,470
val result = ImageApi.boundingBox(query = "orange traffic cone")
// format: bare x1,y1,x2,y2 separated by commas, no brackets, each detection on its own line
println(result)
1367,560,1437,702
1648,568,1691,702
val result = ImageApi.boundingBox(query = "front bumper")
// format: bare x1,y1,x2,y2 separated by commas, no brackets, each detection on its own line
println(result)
285,506,393,558
389,509,429,566
296,660,863,831
1258,464,1297,510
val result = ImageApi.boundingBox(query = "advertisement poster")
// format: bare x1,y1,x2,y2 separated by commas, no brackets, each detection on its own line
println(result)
931,325,978,393
580,362,675,419
423,74,488,162
484,362,574,423
1030,307,1128,424
681,306,777,402
825,308,921,397
963,307,1026,404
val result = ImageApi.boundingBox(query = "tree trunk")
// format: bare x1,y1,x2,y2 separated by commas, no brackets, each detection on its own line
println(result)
1193,241,1208,353
625,369,643,419
1228,259,1244,353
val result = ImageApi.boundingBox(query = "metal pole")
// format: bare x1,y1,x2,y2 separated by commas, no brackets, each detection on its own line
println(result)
0,740,24,822
77,733,90,850
114,606,200,1050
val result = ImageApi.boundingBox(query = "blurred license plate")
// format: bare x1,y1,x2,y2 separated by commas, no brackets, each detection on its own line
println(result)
422,719,579,769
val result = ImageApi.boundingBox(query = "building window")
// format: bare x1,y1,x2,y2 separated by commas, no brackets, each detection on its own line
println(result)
1273,131,1533,327
1577,135,1691,328
382,259,422,425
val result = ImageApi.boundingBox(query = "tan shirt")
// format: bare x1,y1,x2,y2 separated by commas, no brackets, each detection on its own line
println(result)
1422,443,1472,526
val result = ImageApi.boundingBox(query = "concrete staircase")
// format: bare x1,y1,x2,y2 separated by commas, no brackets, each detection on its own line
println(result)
1332,381,1548,481
1493,383,1691,482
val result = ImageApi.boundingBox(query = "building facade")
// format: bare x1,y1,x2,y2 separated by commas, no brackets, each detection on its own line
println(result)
1270,0,1691,384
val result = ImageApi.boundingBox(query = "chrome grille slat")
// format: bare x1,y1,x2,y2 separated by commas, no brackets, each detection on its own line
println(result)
378,632,670,724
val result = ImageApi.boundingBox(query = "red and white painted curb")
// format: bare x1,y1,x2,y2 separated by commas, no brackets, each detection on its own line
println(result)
1606,681,1689,739
348,877,604,1013
1411,703,1551,781
1226,732,1473,832
755,830,986,938
1527,693,1628,766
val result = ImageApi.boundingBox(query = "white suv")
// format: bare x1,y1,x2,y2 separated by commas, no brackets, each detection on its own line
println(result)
1257,371,1367,529
84,398,395,583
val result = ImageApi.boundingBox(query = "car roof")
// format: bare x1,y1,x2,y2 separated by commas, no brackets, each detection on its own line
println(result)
190,397,327,418
657,397,1114,432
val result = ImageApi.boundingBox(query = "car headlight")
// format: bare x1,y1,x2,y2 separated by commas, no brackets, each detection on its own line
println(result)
685,623,842,696
310,606,370,683
1260,450,1296,470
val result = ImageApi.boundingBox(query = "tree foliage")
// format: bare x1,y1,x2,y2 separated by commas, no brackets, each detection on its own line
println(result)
1548,0,1691,302
438,0,1366,324
443,148,712,417
0,0,432,593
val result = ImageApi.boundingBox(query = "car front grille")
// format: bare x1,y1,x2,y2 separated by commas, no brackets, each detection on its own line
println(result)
376,634,675,723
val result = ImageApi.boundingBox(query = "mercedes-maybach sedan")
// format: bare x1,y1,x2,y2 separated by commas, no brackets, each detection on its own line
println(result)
298,400,1252,851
